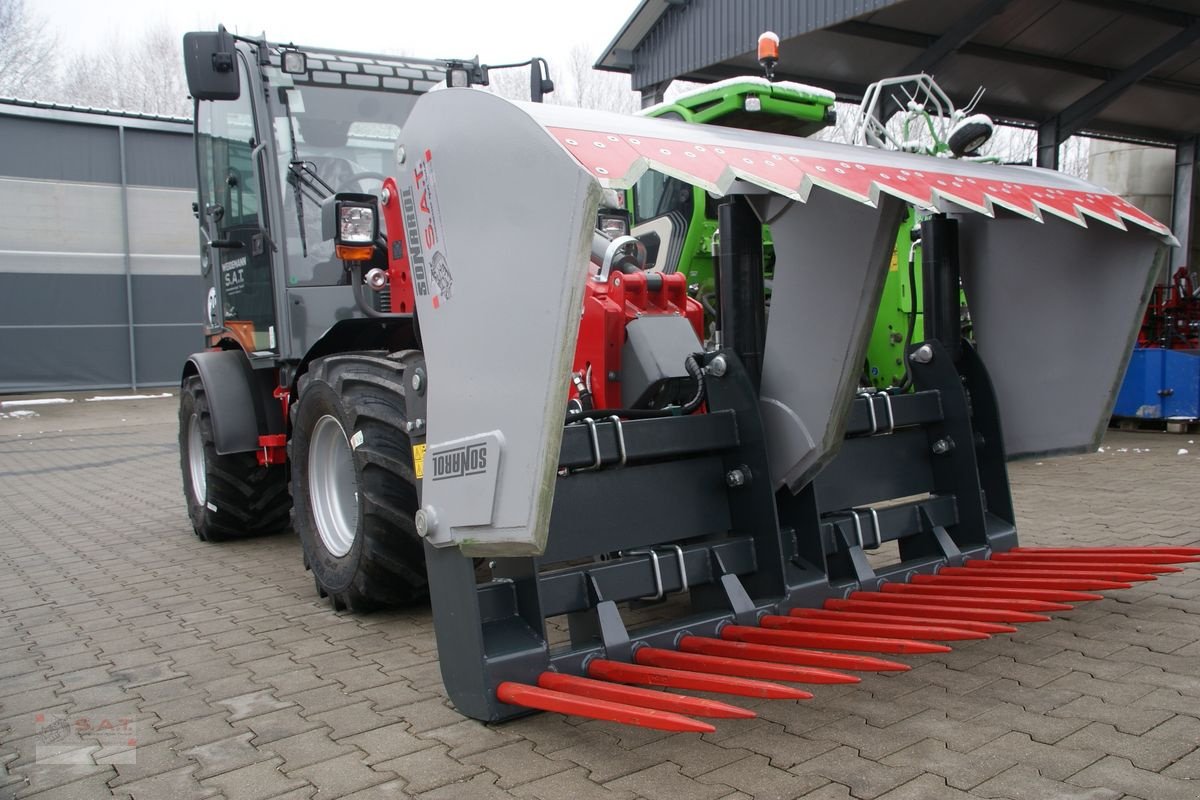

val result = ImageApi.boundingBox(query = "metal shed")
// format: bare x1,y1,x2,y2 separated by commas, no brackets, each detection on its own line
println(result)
0,100,202,393
597,0,1200,270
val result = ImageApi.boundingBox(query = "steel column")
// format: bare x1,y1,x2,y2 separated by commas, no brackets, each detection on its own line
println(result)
117,125,138,389
1173,136,1197,270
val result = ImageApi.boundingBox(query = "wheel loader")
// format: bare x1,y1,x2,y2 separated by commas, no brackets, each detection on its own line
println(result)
179,28,1189,733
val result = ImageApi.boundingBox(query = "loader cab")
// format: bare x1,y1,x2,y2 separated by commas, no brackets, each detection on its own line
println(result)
184,28,440,362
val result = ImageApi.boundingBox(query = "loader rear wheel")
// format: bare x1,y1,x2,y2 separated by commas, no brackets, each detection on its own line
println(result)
178,375,291,541
291,353,427,611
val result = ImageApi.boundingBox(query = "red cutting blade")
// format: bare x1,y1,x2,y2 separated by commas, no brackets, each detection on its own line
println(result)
682,635,906,672
587,658,810,699
824,597,1050,624
537,672,755,719
496,681,715,732
787,606,1017,634
879,581,1103,603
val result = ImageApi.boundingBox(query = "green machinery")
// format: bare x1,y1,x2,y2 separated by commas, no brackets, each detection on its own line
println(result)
633,73,992,389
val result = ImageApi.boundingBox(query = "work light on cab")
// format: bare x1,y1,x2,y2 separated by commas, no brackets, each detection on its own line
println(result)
326,194,378,261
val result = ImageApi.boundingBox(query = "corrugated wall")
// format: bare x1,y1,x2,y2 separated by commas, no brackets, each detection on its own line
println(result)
0,105,204,393
630,0,902,90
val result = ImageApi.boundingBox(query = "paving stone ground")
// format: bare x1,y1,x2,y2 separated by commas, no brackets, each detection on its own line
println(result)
1,391,1199,799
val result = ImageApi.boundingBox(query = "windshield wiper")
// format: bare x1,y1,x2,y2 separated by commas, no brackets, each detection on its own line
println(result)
279,90,334,258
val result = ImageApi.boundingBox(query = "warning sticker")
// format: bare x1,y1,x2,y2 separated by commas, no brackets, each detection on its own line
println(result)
412,443,426,479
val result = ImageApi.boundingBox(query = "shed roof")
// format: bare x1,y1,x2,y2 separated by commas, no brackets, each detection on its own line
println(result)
597,0,1200,145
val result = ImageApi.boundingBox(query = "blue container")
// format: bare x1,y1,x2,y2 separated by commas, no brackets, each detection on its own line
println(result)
1114,348,1200,419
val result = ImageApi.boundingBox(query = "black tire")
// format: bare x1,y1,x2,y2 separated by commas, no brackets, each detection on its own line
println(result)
178,374,291,541
290,352,427,611
948,119,993,157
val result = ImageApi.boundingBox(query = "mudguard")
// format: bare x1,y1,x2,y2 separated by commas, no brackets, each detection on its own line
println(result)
183,349,263,455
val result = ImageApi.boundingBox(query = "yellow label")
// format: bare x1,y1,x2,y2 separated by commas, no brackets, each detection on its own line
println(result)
412,443,426,479
889,252,899,272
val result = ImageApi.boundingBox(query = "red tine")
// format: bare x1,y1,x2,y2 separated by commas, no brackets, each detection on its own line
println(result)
683,634,908,672
537,672,756,719
587,658,811,700
635,646,850,685
497,681,715,733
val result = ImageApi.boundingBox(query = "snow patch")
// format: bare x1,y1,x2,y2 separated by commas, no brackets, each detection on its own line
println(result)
0,398,74,408
83,393,172,403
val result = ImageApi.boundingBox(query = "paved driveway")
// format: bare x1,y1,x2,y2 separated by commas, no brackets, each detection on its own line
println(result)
1,393,1198,799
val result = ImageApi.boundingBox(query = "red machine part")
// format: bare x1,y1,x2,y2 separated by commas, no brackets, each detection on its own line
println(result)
256,385,291,466
571,269,704,410
494,547,1199,733
1137,266,1199,349
379,177,416,314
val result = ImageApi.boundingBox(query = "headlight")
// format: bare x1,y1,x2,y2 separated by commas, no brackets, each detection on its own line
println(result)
338,203,376,244
281,49,307,75
324,194,380,261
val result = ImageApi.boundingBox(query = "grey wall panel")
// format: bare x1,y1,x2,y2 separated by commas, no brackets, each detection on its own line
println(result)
124,129,196,189
0,273,127,326
0,116,120,183
129,254,202,277
0,178,124,258
133,324,204,385
0,107,206,392
0,326,130,392
0,251,124,275
126,186,200,260
131,275,209,326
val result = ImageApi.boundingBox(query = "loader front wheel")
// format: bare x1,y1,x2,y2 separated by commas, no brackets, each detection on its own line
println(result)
291,354,427,612
178,375,291,541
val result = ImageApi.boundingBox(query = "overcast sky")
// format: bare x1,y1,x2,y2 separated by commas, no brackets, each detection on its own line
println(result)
39,0,643,75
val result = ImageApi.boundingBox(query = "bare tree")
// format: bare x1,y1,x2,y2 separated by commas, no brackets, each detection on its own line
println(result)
0,0,57,98
55,22,190,117
561,44,639,113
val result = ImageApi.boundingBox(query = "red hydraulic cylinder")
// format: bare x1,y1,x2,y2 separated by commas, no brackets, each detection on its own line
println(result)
848,590,1072,612
587,658,811,699
824,597,1050,624
787,606,1017,635
496,681,715,733
878,581,1103,603
683,635,907,672
537,672,755,719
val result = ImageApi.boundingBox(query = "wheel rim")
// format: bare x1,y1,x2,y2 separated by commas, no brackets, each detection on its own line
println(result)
187,413,207,505
308,414,359,558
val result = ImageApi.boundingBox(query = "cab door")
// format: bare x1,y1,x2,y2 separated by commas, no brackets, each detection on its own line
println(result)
195,52,277,353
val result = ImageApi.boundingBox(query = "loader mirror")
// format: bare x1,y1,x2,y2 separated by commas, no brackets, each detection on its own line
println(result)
183,27,240,101
529,57,553,103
